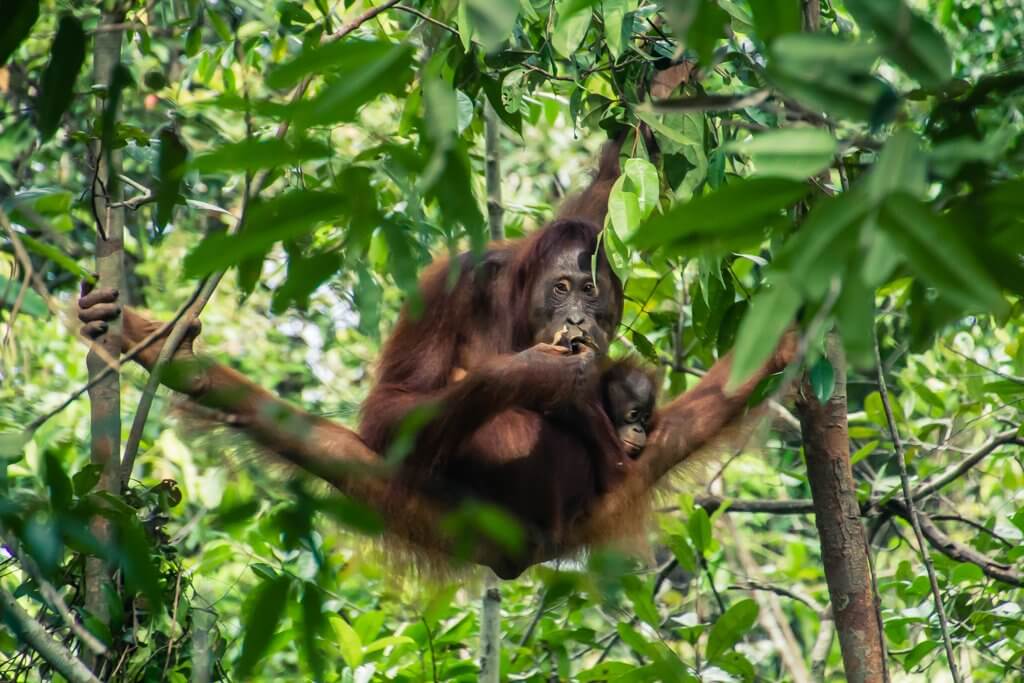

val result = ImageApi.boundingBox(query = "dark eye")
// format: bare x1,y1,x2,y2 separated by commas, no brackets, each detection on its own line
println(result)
582,282,598,296
553,281,569,295
626,409,639,422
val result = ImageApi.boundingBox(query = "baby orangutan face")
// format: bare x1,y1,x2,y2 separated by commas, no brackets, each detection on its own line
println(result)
604,366,657,458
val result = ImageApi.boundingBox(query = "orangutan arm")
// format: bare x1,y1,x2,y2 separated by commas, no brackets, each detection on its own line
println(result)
640,332,799,486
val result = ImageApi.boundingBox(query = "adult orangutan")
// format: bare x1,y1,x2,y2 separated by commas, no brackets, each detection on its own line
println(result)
77,141,797,578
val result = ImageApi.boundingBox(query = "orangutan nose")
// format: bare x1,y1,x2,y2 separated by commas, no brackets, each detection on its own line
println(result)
566,312,584,326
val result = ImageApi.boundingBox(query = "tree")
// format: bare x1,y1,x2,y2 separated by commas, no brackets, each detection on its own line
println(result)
1,0,1022,681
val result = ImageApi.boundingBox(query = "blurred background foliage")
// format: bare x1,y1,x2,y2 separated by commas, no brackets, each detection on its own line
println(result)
0,0,1023,681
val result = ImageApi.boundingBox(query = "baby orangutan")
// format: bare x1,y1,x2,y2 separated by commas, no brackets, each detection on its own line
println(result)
600,359,658,459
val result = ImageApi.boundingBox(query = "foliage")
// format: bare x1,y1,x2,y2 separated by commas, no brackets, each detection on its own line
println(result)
1,0,1023,681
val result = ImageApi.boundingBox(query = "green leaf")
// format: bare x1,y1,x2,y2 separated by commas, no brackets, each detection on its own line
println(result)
0,0,39,66
300,583,325,680
463,0,520,52
330,614,364,668
72,464,103,497
867,128,927,202
43,453,72,512
850,440,879,466
747,0,799,44
36,15,87,141
267,39,404,90
183,191,350,277
706,599,759,662
725,127,836,180
728,275,802,389
809,356,835,403
603,0,628,58
622,575,660,628
155,128,188,229
632,177,809,253
116,521,165,613
622,158,660,217
877,194,1006,315
661,0,729,66
768,34,894,122
237,575,291,678
0,431,29,460
687,506,711,554
271,251,341,313
771,190,868,299
192,138,330,174
553,0,593,59
845,0,952,87
0,273,46,317
291,43,413,128
608,181,641,238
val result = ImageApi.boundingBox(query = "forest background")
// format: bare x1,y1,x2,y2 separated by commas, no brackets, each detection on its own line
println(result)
1,0,1023,681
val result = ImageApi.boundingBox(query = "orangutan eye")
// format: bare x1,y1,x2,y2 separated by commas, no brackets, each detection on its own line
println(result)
626,409,639,422
553,281,570,295
582,282,598,296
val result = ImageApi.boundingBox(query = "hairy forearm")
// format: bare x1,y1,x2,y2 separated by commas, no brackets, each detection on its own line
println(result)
643,349,786,485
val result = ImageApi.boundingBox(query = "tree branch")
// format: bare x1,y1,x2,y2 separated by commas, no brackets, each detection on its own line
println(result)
911,431,1024,501
0,587,100,683
874,325,961,683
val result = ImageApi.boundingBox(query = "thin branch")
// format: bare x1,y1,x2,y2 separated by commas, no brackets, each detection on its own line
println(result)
874,326,961,683
0,587,100,683
328,0,402,41
911,431,1024,501
121,275,223,484
0,525,107,656
394,4,460,35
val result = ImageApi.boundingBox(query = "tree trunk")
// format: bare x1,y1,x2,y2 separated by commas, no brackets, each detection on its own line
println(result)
84,12,125,672
479,572,502,683
796,336,887,683
484,100,504,241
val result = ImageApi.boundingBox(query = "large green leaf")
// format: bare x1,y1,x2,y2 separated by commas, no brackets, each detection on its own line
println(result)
191,138,331,173
725,127,837,180
552,0,593,58
266,39,405,90
603,0,628,58
36,15,86,141
661,0,729,66
747,0,799,44
845,0,952,87
631,177,809,253
767,34,894,122
877,194,1005,314
0,0,39,66
772,189,869,298
728,274,802,389
0,273,46,317
236,575,291,678
290,43,413,129
462,0,520,52
183,190,350,277
706,599,759,663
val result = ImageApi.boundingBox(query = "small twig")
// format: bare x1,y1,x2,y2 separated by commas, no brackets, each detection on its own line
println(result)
394,4,460,35
329,0,402,41
0,587,100,683
874,325,961,683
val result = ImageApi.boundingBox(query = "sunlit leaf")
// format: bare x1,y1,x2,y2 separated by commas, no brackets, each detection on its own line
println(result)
603,0,628,58
0,273,46,317
553,0,593,58
191,138,330,174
